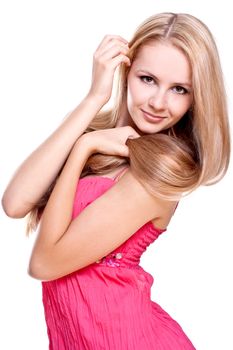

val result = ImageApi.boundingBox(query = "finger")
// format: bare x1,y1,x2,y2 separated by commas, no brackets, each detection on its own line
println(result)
119,145,129,157
108,54,131,70
95,40,129,60
96,35,128,52
125,127,141,140
98,38,128,53
99,44,129,61
126,126,141,138
127,134,140,140
123,125,141,139
131,131,141,138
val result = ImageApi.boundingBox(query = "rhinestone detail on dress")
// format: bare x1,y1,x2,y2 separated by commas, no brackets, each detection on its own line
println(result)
96,252,123,267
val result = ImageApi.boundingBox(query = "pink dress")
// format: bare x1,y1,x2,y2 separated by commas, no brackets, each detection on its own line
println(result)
42,167,196,349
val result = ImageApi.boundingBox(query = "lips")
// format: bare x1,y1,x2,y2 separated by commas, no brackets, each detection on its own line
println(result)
141,109,166,119
141,109,167,123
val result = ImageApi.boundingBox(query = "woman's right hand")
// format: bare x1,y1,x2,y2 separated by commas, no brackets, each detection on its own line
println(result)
87,35,131,105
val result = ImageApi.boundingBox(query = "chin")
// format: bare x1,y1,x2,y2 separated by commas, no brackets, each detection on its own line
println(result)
136,123,162,135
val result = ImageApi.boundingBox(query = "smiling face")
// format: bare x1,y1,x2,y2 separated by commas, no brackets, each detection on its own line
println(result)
120,41,193,135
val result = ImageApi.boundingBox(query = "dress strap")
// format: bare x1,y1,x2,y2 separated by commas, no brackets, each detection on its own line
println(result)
112,166,129,182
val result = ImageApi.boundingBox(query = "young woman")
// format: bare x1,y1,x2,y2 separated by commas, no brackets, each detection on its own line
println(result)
2,12,230,349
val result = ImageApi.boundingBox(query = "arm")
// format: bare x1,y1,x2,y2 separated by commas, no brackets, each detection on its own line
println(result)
28,132,176,281
1,96,104,218
1,35,130,218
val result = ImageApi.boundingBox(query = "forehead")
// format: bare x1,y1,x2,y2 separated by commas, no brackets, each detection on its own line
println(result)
132,42,192,83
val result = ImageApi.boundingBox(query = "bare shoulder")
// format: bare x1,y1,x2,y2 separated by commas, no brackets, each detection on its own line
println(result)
151,201,178,230
116,169,178,229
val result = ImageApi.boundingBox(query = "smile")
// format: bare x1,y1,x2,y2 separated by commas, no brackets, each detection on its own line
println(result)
141,109,167,123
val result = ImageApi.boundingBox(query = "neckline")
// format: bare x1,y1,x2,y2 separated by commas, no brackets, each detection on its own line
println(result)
79,175,167,233
80,175,118,182
82,165,129,183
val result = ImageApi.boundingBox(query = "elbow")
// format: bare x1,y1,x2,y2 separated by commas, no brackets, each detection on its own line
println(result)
27,264,40,280
1,193,28,219
27,255,41,280
28,255,56,282
28,259,47,281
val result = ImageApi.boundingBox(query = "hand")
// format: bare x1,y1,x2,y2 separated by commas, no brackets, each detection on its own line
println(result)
87,35,131,105
79,126,140,158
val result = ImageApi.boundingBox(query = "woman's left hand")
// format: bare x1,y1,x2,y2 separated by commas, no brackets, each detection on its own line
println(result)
78,126,141,157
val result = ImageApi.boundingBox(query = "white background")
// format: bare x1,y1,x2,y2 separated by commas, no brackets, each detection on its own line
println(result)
0,1,232,349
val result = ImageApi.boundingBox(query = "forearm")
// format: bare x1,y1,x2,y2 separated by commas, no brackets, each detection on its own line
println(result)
2,94,103,218
31,138,91,252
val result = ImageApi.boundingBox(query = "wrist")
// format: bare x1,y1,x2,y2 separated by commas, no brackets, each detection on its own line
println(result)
84,92,107,109
74,132,96,157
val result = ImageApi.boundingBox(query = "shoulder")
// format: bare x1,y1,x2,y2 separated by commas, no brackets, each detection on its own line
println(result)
116,169,178,227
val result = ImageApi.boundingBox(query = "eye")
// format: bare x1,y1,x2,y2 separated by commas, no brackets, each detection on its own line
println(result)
139,75,155,84
172,86,188,95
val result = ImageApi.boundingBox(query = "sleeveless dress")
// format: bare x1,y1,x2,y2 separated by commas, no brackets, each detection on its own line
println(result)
42,167,196,350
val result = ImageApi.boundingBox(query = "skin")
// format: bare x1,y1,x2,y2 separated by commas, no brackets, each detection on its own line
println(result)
117,42,193,135
28,134,177,280
3,35,192,281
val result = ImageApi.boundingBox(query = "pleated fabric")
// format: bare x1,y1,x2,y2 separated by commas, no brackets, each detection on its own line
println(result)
42,176,196,349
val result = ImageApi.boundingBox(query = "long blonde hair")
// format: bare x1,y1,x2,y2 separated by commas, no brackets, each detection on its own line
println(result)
26,12,230,234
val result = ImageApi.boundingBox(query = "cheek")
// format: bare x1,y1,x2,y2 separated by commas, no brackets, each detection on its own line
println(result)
168,96,191,117
127,76,145,106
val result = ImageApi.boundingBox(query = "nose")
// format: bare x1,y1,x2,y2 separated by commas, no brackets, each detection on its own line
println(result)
148,89,167,110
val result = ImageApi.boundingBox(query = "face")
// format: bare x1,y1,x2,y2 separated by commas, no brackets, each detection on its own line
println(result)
121,41,193,135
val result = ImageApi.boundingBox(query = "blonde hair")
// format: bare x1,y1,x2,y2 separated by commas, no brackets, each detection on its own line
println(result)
26,12,230,235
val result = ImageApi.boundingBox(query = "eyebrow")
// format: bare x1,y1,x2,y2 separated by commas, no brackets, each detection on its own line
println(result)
136,69,192,88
